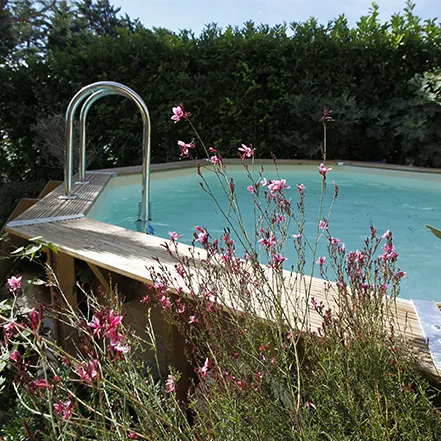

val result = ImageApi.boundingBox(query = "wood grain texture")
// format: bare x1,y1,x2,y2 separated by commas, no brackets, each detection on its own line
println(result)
10,173,110,222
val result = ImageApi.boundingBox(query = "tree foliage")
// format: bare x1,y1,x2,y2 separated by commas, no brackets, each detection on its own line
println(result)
0,0,441,222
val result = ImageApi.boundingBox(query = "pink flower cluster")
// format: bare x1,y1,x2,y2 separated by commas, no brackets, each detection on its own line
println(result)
379,243,398,262
267,179,291,194
258,231,278,249
87,310,130,354
76,359,99,383
54,399,74,420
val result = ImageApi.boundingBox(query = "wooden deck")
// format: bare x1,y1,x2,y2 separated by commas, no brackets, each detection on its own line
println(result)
7,173,112,226
4,162,441,380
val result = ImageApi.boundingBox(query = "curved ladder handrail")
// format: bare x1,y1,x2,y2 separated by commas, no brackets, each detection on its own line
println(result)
60,81,151,226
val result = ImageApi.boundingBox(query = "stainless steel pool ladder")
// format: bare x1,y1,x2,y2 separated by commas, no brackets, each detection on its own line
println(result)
59,81,152,228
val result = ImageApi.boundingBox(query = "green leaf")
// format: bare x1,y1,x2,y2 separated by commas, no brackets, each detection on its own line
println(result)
29,236,43,242
426,224,441,239
46,242,58,254
0,299,11,314
27,278,46,286
10,246,24,255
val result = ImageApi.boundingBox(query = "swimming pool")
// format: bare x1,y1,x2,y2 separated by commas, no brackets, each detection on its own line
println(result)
88,164,441,301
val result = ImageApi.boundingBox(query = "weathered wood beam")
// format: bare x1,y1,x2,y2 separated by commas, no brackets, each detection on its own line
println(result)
87,262,112,295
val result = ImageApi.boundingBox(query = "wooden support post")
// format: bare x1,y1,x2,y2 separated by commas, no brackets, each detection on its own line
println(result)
165,321,193,399
49,251,77,352
87,262,112,295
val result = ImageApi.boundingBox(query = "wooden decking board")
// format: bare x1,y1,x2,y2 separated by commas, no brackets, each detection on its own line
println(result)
12,173,110,223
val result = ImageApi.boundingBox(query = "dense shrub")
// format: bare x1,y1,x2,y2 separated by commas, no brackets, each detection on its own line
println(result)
1,2,441,186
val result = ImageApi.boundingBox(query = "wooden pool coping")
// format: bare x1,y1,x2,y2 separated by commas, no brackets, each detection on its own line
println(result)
5,160,441,379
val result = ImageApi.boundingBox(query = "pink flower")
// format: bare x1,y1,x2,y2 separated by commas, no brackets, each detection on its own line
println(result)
321,107,333,124
379,284,388,293
165,375,176,393
396,270,407,279
29,308,41,331
296,183,305,194
107,310,122,330
316,256,326,266
247,185,255,193
318,163,332,177
382,229,391,239
330,237,340,245
7,275,22,293
210,155,222,165
54,399,74,420
159,295,171,310
168,231,183,242
87,315,103,338
76,360,99,384
10,349,20,363
260,178,269,187
177,140,195,158
267,179,291,193
209,147,217,153
258,233,278,249
31,379,53,392
292,233,302,241
198,358,210,377
238,144,255,159
189,315,199,324
171,105,191,123
271,253,287,268
113,342,130,354
4,319,18,337
196,229,208,245
171,106,184,123
319,219,328,230
275,214,285,224
154,280,168,294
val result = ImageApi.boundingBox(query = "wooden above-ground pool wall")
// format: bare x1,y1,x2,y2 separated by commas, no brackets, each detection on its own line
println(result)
4,162,441,382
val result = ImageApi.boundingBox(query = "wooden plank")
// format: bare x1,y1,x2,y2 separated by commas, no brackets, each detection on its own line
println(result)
165,321,193,398
87,262,112,295
49,251,77,352
9,173,111,223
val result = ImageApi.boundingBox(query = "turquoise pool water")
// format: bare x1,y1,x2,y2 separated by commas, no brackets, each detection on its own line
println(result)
88,165,441,301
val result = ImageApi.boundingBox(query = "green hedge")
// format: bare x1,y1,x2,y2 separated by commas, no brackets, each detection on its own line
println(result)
1,3,441,187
